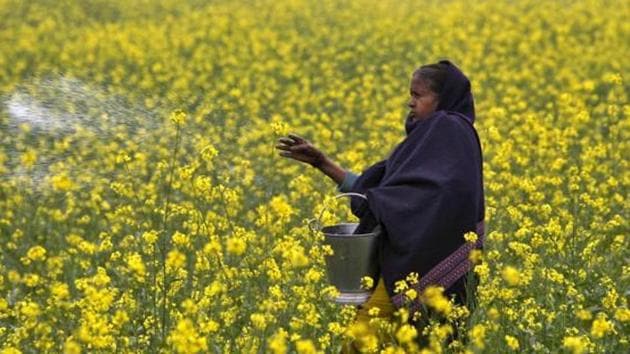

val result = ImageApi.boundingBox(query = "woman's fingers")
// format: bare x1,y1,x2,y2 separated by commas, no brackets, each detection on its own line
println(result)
288,133,305,143
277,137,295,145
276,143,309,153
276,142,305,151
275,144,291,151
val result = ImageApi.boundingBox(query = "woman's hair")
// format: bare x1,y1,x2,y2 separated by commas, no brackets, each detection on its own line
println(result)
413,62,449,95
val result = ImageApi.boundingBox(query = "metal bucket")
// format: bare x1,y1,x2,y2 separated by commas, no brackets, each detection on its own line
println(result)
312,193,381,305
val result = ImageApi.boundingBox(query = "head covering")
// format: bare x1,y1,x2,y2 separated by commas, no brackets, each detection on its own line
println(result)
350,61,484,303
436,60,475,123
405,60,476,135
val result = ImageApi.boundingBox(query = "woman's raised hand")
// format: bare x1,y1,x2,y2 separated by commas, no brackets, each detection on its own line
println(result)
276,133,347,185
275,133,326,168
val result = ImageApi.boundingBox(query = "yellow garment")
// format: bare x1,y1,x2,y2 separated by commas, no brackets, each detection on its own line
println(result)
340,277,397,353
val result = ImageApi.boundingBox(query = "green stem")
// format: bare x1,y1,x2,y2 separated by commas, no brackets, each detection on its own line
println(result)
157,122,182,347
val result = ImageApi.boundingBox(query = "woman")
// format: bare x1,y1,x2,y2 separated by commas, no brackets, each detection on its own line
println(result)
276,60,485,349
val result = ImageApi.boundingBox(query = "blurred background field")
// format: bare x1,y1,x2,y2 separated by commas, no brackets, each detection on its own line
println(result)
0,0,628,352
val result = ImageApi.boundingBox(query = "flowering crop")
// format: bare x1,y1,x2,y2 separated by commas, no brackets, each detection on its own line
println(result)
0,0,628,352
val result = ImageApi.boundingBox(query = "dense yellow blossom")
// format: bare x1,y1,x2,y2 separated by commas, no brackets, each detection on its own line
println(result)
422,286,453,316
463,231,478,243
361,276,374,290
167,318,207,353
563,335,590,354
590,313,616,338
469,324,487,349
504,335,519,350
395,324,418,344
295,339,319,354
25,245,47,262
268,328,289,354
501,266,522,287
0,0,627,352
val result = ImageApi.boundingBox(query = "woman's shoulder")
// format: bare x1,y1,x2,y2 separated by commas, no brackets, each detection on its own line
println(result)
426,110,477,137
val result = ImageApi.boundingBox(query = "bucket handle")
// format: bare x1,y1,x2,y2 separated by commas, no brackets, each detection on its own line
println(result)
307,192,367,233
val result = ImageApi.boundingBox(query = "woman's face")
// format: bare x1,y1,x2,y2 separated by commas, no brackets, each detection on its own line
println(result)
407,75,439,121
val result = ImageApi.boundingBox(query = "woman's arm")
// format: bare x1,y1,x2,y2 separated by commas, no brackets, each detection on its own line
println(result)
337,170,359,192
317,157,347,186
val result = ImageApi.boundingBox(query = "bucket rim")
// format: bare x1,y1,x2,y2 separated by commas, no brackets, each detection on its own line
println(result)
321,223,381,237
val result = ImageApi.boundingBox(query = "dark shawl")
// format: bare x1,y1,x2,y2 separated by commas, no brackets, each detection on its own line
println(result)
349,60,484,301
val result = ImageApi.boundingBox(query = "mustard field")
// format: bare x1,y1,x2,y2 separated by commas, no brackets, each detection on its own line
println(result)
0,0,628,352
